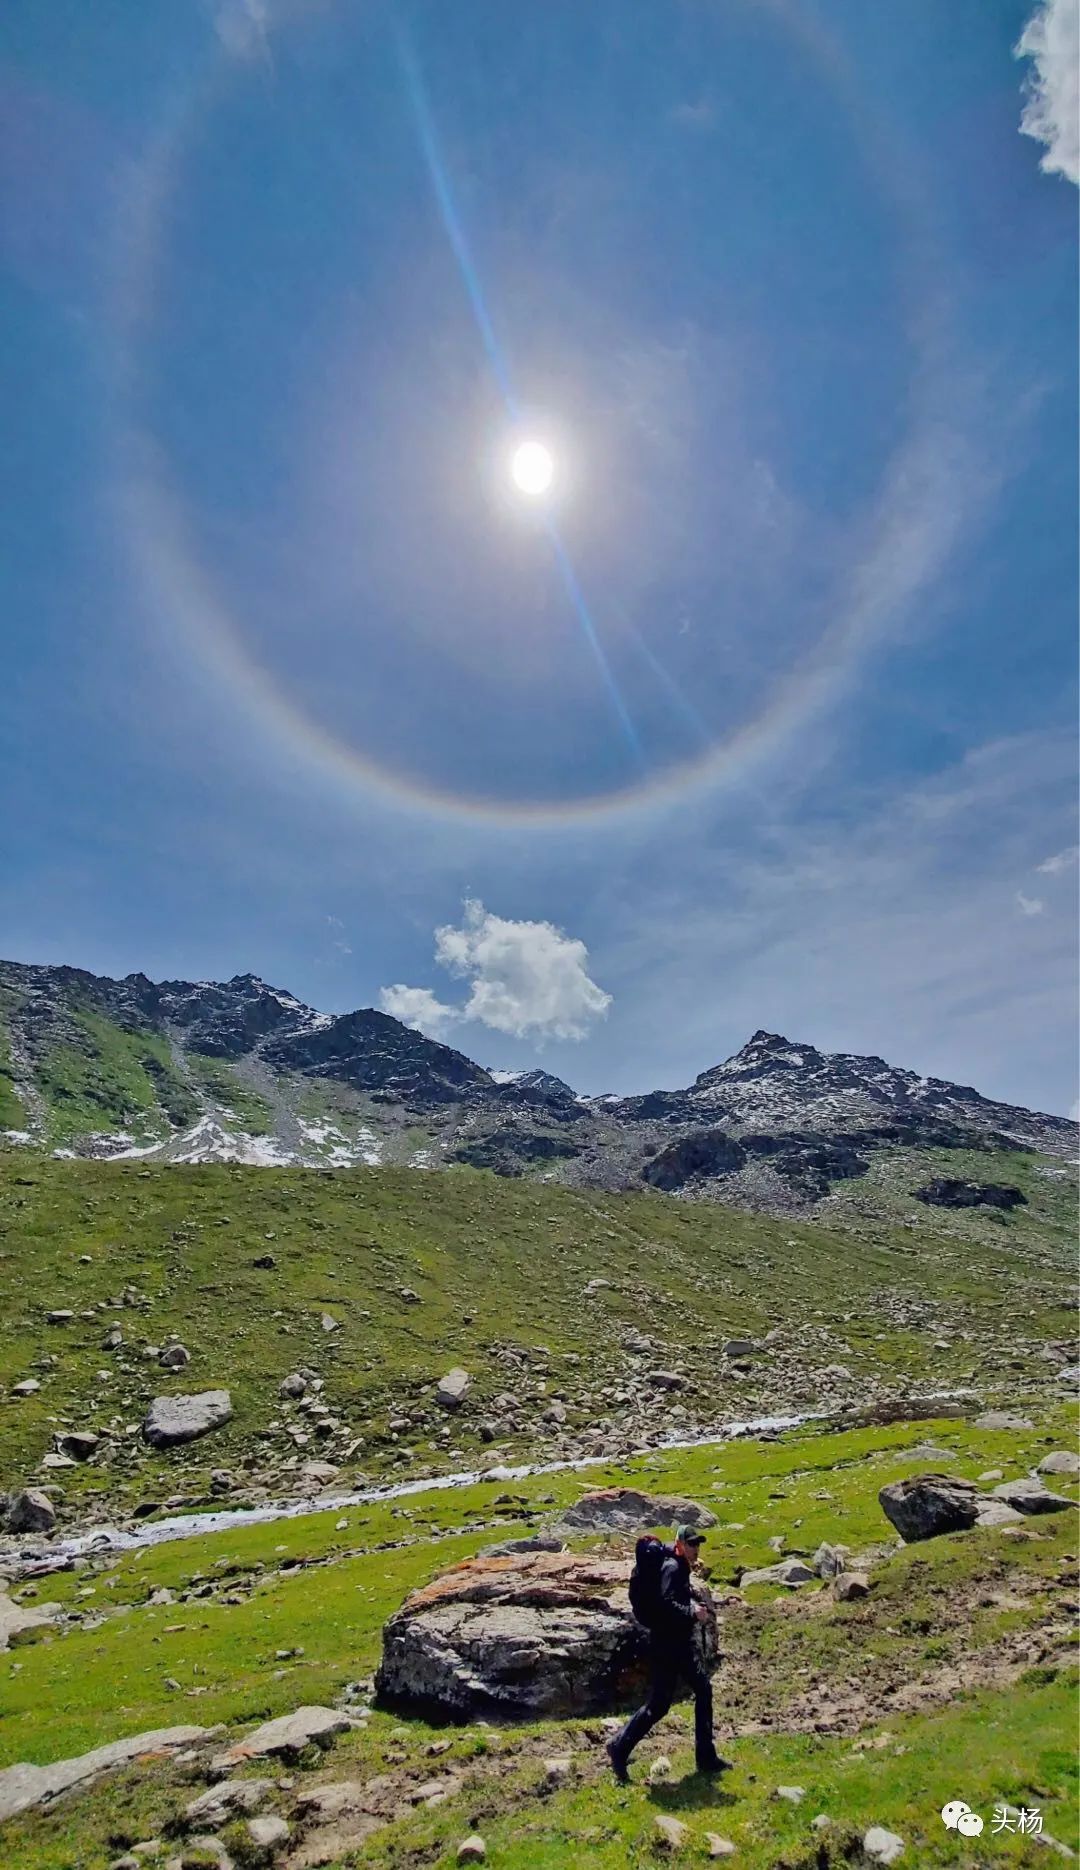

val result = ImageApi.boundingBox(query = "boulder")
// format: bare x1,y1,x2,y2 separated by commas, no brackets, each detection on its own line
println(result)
57,1431,99,1462
143,1391,233,1449
159,1344,191,1370
992,1478,1073,1515
245,1813,289,1855
6,1489,56,1534
914,1179,1025,1211
973,1500,1024,1529
812,1541,846,1577
975,1411,1032,1431
740,1558,816,1588
1038,1450,1080,1477
558,1489,716,1534
279,1374,307,1400
375,1549,717,1721
0,1726,210,1823
435,1369,471,1409
833,1573,870,1601
10,1379,40,1397
878,1474,984,1541
214,1707,350,1766
0,1591,62,1651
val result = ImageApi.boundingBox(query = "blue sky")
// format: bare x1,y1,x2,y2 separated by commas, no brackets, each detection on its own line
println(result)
1,0,1076,1114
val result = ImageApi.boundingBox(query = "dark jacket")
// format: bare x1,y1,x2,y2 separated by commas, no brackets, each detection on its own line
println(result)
654,1552,699,1645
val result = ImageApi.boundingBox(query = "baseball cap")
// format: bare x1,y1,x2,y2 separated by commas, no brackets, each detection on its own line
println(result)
675,1522,705,1544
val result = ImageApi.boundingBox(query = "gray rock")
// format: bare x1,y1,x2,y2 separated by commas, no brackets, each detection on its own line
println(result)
973,1500,1025,1528
46,1310,75,1325
774,1785,805,1803
558,1488,716,1534
375,1549,717,1720
648,1371,686,1390
1057,1366,1080,1389
863,1826,905,1863
279,1374,307,1400
158,1344,191,1370
245,1813,290,1855
654,1815,689,1850
435,1369,471,1409
6,1488,56,1534
975,1411,1033,1431
143,1391,232,1449
183,1779,274,1828
878,1474,984,1541
0,1591,62,1651
812,1541,845,1577
11,1379,41,1397
1038,1450,1080,1476
992,1478,1073,1515
0,1726,210,1822
741,1558,816,1588
103,1327,123,1351
215,1706,350,1765
833,1572,870,1601
723,1339,757,1357
457,1840,487,1864
57,1431,99,1461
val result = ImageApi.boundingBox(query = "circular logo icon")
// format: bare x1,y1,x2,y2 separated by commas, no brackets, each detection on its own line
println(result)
941,1801,970,1830
957,1812,984,1836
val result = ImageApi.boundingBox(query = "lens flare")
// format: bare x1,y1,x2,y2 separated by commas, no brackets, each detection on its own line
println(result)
511,440,554,496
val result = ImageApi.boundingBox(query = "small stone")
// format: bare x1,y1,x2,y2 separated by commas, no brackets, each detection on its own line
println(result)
811,1814,831,1831
975,1411,1032,1431
111,1857,140,1870
399,1288,421,1305
252,1254,275,1270
456,1838,486,1863
1038,1450,1080,1477
46,1310,75,1325
320,1314,339,1334
436,1369,471,1410
723,1339,756,1357
543,1756,573,1784
11,1379,41,1397
648,1755,673,1783
244,1813,289,1855
812,1541,845,1577
774,1786,805,1804
653,1814,689,1850
863,1826,905,1863
57,1431,99,1461
977,1469,1004,1483
705,1837,736,1858
834,1572,870,1601
159,1344,191,1370
279,1374,307,1400
103,1327,123,1350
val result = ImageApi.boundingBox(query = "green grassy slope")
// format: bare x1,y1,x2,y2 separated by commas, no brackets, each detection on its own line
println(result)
0,1407,1075,1867
0,1157,1073,1516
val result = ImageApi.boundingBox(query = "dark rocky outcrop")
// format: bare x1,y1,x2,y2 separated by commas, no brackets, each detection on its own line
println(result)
375,1550,717,1720
642,1131,747,1191
556,1489,716,1535
913,1179,1027,1211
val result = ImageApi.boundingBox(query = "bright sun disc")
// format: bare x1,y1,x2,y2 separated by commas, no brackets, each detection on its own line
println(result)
511,440,554,496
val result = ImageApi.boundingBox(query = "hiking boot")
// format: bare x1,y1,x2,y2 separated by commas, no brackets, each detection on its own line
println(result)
606,1740,631,1784
696,1754,734,1775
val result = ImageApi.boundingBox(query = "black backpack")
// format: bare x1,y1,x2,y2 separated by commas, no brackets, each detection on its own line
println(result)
629,1535,672,1628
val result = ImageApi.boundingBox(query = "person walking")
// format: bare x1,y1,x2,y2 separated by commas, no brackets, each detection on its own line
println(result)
606,1524,731,1782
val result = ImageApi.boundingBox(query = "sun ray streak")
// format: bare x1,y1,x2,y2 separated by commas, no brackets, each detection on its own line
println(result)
395,22,642,763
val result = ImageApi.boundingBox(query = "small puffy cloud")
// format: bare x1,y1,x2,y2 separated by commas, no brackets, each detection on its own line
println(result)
379,984,461,1040
1015,0,1079,185
1016,891,1045,916
434,899,612,1041
1036,844,1079,873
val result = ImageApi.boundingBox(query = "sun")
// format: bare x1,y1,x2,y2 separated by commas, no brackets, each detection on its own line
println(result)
510,439,554,497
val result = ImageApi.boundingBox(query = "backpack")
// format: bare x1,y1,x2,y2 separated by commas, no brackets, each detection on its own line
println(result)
629,1535,672,1628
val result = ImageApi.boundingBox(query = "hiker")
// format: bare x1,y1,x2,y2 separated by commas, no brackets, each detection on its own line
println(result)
606,1523,730,1782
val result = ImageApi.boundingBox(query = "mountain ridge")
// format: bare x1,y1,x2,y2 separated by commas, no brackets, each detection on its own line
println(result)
0,957,1074,1207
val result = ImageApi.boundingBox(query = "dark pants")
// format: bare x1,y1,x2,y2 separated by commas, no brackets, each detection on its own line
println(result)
611,1637,716,1768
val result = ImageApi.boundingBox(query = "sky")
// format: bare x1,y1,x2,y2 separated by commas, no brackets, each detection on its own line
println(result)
1,0,1077,1115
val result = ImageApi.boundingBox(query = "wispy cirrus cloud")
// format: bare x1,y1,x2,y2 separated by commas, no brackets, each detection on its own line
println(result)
1036,845,1079,874
1015,0,1080,185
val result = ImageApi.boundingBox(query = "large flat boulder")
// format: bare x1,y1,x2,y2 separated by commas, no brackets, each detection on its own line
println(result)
215,1706,351,1766
0,1591,61,1651
143,1391,233,1449
557,1489,717,1534
375,1550,717,1721
0,1726,210,1824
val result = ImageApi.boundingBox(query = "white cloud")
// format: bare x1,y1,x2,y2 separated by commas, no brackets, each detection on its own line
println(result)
378,901,612,1044
378,984,461,1040
434,899,612,1041
1016,890,1046,916
1036,844,1079,873
1016,0,1080,185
